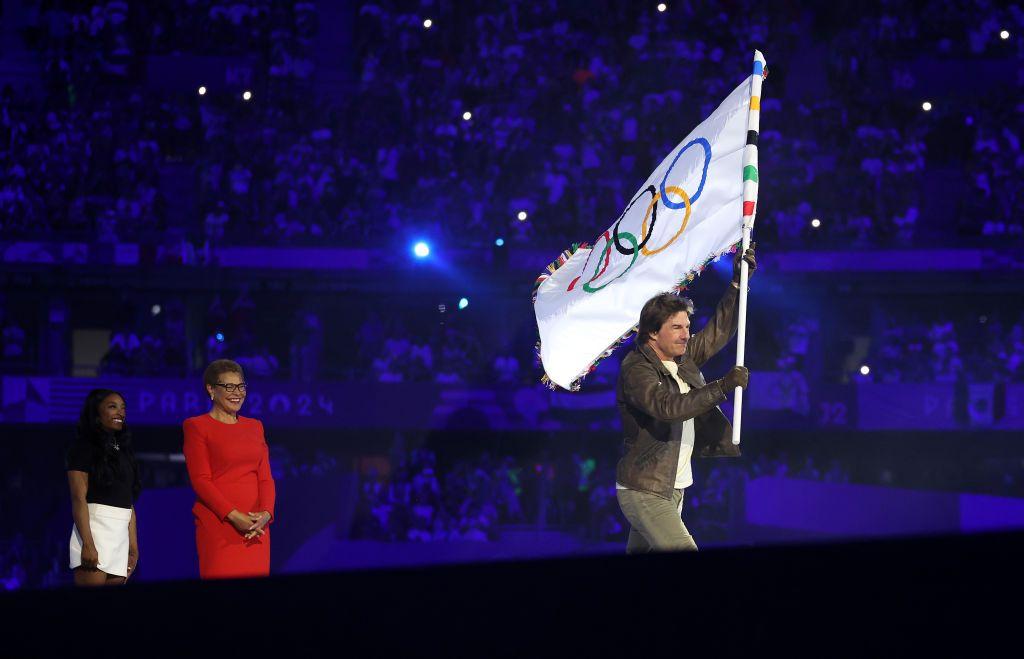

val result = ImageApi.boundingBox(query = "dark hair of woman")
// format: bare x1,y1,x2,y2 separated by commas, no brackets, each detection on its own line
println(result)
74,388,141,500
203,359,245,391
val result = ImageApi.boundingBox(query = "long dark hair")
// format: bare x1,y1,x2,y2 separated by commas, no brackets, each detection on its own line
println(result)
75,388,141,500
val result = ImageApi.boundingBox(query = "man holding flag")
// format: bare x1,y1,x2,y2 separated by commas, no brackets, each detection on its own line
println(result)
533,50,768,550
614,246,755,553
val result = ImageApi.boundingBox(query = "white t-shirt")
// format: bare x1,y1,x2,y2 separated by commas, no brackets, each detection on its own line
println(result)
617,360,696,490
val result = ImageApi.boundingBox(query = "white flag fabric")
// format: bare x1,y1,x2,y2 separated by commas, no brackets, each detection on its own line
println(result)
534,57,763,390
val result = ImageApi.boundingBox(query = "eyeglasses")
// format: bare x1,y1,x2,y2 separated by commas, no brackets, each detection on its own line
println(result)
215,382,248,393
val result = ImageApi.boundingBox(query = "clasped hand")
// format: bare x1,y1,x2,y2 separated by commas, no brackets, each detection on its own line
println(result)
228,509,271,539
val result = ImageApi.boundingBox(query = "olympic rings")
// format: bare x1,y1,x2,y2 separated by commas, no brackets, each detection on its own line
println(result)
660,137,710,209
566,135,712,295
640,185,691,256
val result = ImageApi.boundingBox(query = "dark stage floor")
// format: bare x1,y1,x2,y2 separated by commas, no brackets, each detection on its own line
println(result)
3,530,1022,656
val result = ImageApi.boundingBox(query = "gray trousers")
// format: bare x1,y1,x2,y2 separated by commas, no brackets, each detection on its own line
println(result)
616,487,698,553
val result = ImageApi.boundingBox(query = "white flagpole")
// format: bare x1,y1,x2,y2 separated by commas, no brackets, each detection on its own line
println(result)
732,50,766,446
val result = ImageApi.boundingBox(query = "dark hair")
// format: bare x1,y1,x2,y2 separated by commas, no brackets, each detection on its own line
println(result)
637,293,695,343
203,359,245,392
74,388,140,498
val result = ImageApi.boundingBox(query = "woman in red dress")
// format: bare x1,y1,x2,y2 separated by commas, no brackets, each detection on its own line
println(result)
183,359,276,579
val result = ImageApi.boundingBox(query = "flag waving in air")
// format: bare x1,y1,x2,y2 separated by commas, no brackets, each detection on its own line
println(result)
534,51,767,391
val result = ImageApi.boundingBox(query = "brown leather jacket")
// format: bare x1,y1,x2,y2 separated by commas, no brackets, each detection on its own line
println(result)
615,285,742,499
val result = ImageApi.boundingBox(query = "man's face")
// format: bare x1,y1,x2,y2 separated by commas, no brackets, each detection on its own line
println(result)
649,311,690,360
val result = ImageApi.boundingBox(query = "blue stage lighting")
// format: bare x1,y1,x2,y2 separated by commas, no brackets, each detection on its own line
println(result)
215,332,225,342
495,238,505,247
413,242,431,258
458,298,469,310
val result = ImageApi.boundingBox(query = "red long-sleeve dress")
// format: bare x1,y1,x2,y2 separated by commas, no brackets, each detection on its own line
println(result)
183,414,276,579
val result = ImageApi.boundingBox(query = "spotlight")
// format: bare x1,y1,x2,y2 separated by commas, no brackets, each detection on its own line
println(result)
859,365,870,376
242,90,253,101
657,3,667,11
413,241,431,258
438,304,447,313
198,86,207,96
215,332,225,343
921,101,932,112
495,237,505,247
1000,30,1010,40
423,18,433,29
517,210,528,221
811,218,821,228
458,298,469,310
462,111,472,121
979,315,988,324
151,304,162,316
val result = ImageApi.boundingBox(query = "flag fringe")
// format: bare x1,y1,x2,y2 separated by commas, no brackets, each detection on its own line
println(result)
531,242,589,303
536,240,741,391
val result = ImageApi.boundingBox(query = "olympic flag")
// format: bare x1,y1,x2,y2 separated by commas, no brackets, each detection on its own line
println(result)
534,51,766,391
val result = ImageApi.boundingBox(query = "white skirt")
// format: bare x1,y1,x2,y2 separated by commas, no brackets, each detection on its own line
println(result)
69,503,132,577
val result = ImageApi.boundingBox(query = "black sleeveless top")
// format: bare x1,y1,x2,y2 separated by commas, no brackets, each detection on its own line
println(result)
66,439,139,509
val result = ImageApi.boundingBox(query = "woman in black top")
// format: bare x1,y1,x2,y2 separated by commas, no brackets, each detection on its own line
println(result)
66,389,141,586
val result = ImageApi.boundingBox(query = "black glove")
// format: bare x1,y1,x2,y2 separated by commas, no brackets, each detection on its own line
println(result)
719,366,749,392
732,243,757,283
